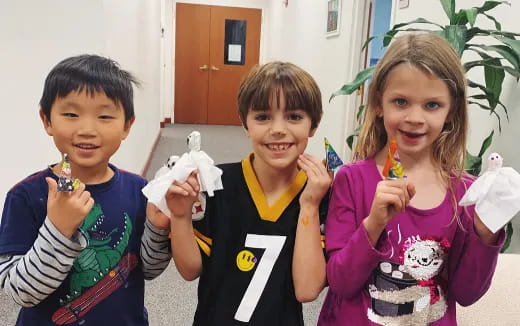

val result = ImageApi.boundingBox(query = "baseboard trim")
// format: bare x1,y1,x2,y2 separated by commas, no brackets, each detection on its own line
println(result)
141,130,161,178
160,117,172,128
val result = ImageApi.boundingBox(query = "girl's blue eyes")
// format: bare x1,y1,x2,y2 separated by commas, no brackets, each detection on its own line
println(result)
425,102,440,110
393,99,441,110
395,98,407,106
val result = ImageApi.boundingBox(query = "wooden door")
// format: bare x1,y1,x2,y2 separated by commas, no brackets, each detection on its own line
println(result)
207,6,261,125
174,3,210,124
174,4,261,125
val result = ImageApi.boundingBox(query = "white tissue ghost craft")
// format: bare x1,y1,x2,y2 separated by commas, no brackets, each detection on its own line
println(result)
142,131,223,218
153,155,180,179
459,152,520,233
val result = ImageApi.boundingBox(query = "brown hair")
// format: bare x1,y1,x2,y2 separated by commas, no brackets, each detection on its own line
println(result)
355,33,468,220
237,61,322,130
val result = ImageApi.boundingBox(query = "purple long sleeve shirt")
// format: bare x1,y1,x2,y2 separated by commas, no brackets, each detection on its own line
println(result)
318,159,504,326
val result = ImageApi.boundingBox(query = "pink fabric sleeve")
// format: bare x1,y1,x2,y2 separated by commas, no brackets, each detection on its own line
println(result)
325,167,390,299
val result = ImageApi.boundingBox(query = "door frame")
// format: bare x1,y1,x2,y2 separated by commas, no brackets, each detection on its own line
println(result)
341,0,397,157
161,0,266,125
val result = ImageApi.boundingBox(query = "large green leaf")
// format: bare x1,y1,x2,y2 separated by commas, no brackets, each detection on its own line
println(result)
484,57,504,110
465,150,482,176
468,100,502,131
441,0,456,23
482,13,501,30
501,221,514,253
440,25,467,56
390,18,443,30
466,45,520,71
329,66,376,102
466,27,520,43
457,8,478,26
478,130,494,157
467,80,509,120
477,1,510,13
496,37,520,72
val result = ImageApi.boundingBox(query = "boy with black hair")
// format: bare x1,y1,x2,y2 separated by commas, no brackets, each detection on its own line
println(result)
0,54,171,325
167,61,331,325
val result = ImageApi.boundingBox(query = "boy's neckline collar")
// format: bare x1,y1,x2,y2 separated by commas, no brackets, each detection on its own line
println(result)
241,153,307,222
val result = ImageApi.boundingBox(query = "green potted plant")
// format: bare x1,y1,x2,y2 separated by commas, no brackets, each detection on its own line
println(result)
332,0,519,251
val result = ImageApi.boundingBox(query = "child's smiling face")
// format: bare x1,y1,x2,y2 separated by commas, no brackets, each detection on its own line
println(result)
378,63,452,160
41,90,133,179
245,89,315,174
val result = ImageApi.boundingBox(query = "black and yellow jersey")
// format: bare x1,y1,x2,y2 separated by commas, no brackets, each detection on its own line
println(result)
192,154,328,325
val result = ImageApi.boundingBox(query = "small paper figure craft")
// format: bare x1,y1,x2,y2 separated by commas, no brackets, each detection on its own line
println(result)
57,154,80,192
153,155,180,179
382,139,406,179
459,152,520,233
142,131,223,218
324,137,343,171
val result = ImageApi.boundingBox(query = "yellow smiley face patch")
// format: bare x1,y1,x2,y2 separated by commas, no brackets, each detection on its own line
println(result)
236,250,257,272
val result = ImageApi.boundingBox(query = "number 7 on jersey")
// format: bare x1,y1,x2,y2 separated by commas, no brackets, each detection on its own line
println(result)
234,234,286,322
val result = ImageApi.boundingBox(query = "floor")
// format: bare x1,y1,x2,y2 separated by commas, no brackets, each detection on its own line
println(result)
1,123,519,325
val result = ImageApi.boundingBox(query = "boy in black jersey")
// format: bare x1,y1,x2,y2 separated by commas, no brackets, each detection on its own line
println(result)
166,62,330,325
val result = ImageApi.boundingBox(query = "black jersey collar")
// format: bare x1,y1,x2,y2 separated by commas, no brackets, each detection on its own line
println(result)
241,153,307,222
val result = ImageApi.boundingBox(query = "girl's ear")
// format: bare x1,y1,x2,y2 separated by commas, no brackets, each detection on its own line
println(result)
39,110,53,136
309,127,317,137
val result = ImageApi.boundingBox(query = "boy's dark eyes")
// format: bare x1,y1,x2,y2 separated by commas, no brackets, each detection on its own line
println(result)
254,113,269,121
288,113,303,121
99,115,115,120
62,112,78,118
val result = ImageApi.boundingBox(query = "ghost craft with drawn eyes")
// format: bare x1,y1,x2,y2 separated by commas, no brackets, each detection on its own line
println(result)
459,152,520,233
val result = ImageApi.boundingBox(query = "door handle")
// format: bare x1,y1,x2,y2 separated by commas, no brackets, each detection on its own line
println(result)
211,65,220,71
199,64,208,70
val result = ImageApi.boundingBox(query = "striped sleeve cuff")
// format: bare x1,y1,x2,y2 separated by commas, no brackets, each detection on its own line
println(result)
141,219,171,280
0,218,86,307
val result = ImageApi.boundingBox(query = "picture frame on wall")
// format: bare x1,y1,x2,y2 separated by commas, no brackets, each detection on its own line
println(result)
326,0,341,37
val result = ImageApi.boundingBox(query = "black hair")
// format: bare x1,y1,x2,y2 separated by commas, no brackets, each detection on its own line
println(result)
39,54,139,122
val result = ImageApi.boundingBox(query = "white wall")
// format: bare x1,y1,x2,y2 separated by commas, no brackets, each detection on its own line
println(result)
262,0,367,158
0,0,162,210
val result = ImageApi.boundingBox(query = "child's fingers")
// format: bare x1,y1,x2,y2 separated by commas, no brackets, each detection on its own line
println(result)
78,190,92,206
379,192,403,213
169,182,194,197
186,174,200,193
45,177,58,199
378,184,406,212
407,183,416,199
85,197,95,212
73,182,86,199
299,154,328,177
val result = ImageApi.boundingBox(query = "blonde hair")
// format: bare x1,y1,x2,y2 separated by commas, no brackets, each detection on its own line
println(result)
355,33,468,220
237,61,322,130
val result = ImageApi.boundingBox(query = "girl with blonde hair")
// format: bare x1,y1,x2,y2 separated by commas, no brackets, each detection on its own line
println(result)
318,33,504,326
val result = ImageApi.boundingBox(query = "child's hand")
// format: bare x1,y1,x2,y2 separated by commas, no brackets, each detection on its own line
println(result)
367,179,415,227
46,177,94,239
298,154,332,208
165,171,200,219
146,202,170,230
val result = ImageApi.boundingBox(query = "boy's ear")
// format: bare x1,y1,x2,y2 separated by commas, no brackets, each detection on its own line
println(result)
39,110,53,136
122,117,135,140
